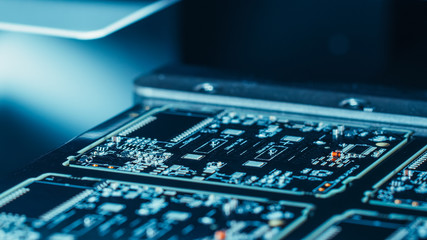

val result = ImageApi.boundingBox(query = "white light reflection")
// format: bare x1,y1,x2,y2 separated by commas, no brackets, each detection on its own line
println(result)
0,0,179,40
0,32,168,134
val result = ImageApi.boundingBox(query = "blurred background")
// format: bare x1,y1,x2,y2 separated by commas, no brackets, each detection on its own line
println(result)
1,0,426,175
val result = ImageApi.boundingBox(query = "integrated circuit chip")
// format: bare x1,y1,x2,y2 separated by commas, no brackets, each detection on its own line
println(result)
123,111,210,142
0,178,92,218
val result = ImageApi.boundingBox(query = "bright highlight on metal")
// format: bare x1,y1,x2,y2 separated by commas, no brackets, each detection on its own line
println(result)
0,0,178,40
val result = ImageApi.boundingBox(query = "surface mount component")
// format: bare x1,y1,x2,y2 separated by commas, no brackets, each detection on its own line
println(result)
65,106,410,198
304,209,427,240
0,173,313,240
364,145,427,211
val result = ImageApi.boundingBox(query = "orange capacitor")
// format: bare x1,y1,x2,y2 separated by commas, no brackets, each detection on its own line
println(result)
215,230,226,240
331,151,342,159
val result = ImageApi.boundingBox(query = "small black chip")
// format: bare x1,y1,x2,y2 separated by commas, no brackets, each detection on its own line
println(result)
126,112,208,141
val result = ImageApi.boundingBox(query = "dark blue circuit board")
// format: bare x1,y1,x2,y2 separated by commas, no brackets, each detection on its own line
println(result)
65,106,410,198
1,104,425,240
364,145,427,212
0,174,312,240
304,209,427,239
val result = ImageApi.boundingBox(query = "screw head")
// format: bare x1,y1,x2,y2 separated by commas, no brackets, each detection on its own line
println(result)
194,82,216,93
339,98,373,112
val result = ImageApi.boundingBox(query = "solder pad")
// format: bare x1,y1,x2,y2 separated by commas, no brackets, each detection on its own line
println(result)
0,173,313,240
65,106,411,198
364,145,427,211
303,209,427,240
